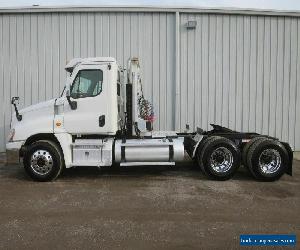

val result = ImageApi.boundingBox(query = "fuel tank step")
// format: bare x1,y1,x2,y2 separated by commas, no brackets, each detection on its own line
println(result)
120,162,175,166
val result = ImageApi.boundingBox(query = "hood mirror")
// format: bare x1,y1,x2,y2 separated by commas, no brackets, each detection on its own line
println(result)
11,97,22,121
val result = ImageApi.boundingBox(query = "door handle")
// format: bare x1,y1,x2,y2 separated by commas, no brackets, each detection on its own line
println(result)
99,115,105,127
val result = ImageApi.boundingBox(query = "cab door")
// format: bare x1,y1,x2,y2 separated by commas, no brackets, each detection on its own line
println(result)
63,64,108,134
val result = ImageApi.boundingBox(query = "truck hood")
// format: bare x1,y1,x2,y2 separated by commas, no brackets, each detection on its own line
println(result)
19,98,56,114
11,98,56,141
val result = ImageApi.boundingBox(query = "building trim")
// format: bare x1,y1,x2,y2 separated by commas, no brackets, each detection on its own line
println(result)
0,5,300,17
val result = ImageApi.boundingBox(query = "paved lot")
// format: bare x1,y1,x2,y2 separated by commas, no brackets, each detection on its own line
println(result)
0,160,299,250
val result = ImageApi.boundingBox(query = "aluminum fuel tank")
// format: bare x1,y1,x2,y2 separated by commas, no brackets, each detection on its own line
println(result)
114,138,184,163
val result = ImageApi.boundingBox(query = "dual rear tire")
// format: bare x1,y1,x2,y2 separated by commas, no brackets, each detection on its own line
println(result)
242,138,289,181
196,136,241,181
196,136,289,181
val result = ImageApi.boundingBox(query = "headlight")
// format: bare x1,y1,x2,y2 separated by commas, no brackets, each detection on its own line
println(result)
8,129,15,142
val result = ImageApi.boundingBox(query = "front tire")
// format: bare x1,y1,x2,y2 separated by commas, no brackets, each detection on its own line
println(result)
23,140,64,182
196,136,241,181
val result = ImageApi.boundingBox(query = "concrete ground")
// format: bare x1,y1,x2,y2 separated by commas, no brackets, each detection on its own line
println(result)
0,159,299,250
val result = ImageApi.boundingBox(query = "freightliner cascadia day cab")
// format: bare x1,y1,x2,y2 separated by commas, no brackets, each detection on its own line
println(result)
6,57,293,182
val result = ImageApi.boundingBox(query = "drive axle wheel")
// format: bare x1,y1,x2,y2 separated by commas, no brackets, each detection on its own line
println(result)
242,137,265,168
23,140,64,182
197,136,241,181
246,139,289,181
196,136,215,175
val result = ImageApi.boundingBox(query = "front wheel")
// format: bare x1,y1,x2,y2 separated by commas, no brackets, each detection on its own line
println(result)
23,140,64,181
196,136,241,181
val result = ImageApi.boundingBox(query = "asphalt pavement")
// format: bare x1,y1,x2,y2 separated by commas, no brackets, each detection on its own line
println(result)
0,160,299,249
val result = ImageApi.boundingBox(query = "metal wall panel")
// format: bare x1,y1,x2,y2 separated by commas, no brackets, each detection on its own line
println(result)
0,12,175,152
0,10,300,152
178,13,300,150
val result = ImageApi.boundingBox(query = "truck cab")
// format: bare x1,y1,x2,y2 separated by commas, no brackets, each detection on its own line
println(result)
56,57,119,135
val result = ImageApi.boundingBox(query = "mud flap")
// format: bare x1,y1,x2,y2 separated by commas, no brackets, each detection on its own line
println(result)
281,142,293,176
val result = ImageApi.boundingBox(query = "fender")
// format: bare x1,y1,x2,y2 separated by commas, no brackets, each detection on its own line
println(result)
55,133,73,168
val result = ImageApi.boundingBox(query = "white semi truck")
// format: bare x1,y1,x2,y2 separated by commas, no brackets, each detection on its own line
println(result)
6,57,293,182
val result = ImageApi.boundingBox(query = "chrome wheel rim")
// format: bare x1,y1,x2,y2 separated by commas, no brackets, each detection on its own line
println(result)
209,147,233,173
259,149,281,174
30,150,53,175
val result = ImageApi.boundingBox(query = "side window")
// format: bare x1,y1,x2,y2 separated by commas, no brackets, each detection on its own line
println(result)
70,69,103,99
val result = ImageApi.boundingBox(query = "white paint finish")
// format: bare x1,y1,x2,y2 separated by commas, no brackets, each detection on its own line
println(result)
11,99,55,142
54,132,72,168
72,138,113,167
63,62,118,135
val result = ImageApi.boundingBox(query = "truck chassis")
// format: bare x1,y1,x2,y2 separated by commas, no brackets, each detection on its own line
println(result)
7,57,293,182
